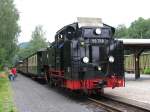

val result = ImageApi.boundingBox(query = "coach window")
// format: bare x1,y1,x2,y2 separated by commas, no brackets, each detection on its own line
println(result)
58,34,64,41
33,56,34,64
35,55,36,65
35,55,37,65
32,57,34,64
33,56,34,65
34,56,36,65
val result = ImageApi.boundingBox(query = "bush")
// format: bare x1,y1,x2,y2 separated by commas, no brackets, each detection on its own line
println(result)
0,65,3,71
144,68,150,74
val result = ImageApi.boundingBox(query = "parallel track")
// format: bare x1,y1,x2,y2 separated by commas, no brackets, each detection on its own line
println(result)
88,96,150,112
88,98,123,112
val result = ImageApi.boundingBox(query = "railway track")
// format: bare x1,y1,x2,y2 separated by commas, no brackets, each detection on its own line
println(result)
88,96,150,112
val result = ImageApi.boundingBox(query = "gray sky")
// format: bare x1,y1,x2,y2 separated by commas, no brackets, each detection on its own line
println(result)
14,0,150,43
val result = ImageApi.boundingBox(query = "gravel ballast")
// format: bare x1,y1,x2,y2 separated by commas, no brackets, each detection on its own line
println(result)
11,74,93,112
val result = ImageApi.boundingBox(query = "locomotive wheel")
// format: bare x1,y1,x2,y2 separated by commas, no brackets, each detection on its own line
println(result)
87,88,104,96
74,90,86,97
96,88,104,95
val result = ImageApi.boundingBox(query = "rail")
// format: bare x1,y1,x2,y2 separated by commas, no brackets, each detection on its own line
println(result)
88,95,150,112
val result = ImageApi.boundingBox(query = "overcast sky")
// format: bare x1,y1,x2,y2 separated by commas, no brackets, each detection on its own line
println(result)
14,0,150,43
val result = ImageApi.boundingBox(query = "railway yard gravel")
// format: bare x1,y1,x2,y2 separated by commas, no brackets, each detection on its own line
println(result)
11,74,94,112
104,73,150,105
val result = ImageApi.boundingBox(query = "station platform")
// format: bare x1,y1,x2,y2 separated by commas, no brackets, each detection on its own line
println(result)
104,73,150,107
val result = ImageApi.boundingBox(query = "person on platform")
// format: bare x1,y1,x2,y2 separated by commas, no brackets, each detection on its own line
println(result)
8,68,14,81
11,67,17,79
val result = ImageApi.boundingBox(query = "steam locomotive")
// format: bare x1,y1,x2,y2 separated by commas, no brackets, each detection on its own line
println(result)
17,18,125,94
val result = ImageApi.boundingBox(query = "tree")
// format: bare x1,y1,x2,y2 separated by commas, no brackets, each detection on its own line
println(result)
0,0,20,65
0,48,7,64
29,25,48,53
128,17,150,38
17,48,30,60
17,25,48,59
115,17,150,39
115,24,129,38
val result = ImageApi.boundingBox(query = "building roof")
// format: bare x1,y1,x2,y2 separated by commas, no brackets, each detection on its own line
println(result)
116,39,150,49
118,39,150,44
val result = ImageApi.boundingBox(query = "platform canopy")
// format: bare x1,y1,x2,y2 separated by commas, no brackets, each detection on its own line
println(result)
117,39,150,49
116,38,150,79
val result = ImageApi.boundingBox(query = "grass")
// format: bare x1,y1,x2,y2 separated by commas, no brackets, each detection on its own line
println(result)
0,71,17,112
143,68,150,74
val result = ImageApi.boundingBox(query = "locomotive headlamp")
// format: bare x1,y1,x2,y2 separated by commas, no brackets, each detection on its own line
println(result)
95,28,101,35
80,41,85,46
82,57,89,63
97,66,102,71
109,56,114,63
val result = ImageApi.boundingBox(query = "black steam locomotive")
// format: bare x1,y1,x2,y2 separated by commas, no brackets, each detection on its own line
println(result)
17,18,124,94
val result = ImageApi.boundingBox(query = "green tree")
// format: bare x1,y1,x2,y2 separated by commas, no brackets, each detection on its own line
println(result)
128,17,150,38
17,48,30,60
115,24,129,38
0,48,7,64
115,17,150,39
17,25,48,59
29,25,48,53
0,0,20,65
